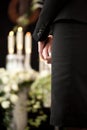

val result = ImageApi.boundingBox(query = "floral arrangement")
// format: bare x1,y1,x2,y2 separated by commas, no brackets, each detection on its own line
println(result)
27,72,51,128
0,68,51,130
0,68,38,129
30,72,51,107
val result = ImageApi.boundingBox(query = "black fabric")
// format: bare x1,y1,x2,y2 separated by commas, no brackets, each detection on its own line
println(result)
33,0,87,128
50,21,87,127
33,0,87,42
33,0,69,42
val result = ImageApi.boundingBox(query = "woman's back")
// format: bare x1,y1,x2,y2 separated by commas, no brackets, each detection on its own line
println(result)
54,0,87,23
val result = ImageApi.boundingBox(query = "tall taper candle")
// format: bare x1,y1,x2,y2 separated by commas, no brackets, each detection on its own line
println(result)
25,32,32,54
16,27,23,54
8,31,15,54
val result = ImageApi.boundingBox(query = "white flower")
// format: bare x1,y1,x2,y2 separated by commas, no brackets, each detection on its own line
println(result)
10,94,18,104
37,95,42,100
33,101,40,109
3,85,11,93
1,76,9,84
11,84,19,91
4,93,10,99
17,73,25,82
1,101,10,109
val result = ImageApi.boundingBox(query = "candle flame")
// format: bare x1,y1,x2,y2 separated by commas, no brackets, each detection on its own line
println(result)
26,32,31,36
18,27,23,32
9,31,14,36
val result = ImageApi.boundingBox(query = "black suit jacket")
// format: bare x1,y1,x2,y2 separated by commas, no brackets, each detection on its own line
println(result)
33,0,87,42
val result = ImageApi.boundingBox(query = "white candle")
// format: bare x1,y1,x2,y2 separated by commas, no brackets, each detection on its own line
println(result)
25,32,32,54
39,57,45,72
16,27,23,54
8,31,15,54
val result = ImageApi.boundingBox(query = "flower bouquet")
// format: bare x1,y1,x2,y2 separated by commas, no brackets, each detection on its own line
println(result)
0,68,38,130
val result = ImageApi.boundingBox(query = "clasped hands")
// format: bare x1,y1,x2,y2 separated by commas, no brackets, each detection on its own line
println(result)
38,35,53,64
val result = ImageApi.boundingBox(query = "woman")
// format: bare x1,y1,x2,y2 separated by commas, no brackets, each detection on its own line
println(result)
33,0,87,130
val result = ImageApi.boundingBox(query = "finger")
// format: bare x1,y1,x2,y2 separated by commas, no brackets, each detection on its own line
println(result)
42,44,49,60
38,41,45,60
45,57,52,64
48,44,52,57
48,52,51,57
43,43,52,59
38,41,44,53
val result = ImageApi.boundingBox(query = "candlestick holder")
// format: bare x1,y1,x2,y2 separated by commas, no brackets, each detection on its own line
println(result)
24,53,31,70
6,54,17,71
17,54,24,71
6,54,24,72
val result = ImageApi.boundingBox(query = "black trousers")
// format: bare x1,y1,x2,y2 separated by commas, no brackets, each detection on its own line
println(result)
50,21,87,127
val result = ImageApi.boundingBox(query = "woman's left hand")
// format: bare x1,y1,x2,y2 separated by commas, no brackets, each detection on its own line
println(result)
38,35,53,64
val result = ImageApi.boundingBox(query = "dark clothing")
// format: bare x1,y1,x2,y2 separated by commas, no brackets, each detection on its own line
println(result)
33,0,87,42
51,21,87,127
33,0,87,128
54,0,87,23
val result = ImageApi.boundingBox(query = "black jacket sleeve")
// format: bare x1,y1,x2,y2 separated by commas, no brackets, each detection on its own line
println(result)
33,0,69,42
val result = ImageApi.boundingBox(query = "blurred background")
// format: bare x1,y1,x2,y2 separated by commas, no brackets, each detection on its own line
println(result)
0,0,54,130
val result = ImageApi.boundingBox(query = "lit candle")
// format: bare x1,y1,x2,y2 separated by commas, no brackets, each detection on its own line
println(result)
25,32,32,54
8,31,15,54
16,27,23,54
